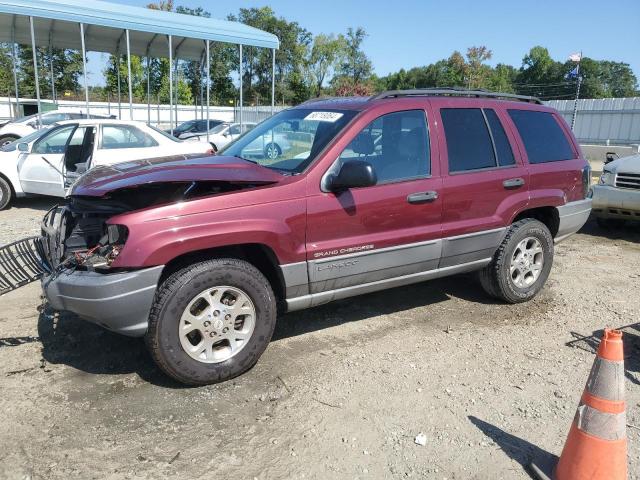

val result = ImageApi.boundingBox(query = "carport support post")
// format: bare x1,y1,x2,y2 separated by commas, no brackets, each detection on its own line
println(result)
206,40,210,144
239,44,243,129
146,51,151,125
116,52,121,119
271,48,275,116
168,35,173,135
79,23,90,116
126,30,133,120
10,19,19,120
48,33,55,103
29,16,42,128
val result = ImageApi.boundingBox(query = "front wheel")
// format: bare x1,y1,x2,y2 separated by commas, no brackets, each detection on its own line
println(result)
146,258,277,385
478,219,554,303
264,143,281,160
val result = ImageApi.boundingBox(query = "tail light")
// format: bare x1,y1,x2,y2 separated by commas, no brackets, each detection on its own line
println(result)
582,165,591,199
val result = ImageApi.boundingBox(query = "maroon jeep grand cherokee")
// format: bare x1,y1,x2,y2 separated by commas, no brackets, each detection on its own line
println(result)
40,89,592,385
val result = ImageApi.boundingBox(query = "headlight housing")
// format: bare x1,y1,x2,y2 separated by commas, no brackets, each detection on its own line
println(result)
599,171,614,186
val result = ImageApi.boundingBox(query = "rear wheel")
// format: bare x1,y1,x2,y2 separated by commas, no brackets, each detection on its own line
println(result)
479,219,554,303
0,135,18,147
146,258,277,385
0,176,13,210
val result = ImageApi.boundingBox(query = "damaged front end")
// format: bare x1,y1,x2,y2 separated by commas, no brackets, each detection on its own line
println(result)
41,179,268,272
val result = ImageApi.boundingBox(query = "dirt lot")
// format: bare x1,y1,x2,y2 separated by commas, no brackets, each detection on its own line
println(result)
0,197,638,480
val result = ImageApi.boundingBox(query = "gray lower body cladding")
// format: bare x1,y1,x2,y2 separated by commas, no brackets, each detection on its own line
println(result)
555,198,592,242
42,265,164,337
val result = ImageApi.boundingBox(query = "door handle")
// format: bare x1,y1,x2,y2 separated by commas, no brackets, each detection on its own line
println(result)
407,191,438,204
503,177,525,189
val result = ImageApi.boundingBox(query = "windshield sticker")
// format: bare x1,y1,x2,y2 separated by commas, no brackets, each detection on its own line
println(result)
304,111,344,123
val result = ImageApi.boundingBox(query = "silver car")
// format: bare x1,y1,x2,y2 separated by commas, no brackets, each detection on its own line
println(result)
590,153,640,227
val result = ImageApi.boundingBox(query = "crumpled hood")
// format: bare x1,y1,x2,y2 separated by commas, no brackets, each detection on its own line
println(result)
70,154,283,197
607,153,640,174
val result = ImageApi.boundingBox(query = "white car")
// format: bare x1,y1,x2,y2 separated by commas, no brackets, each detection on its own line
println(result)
210,122,292,160
0,110,113,146
591,153,640,228
0,119,213,209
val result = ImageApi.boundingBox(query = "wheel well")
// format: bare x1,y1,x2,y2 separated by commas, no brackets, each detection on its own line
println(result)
159,243,286,303
513,207,559,237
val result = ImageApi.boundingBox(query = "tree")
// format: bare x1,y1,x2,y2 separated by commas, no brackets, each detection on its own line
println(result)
305,34,346,96
336,27,372,83
465,46,492,89
18,46,83,99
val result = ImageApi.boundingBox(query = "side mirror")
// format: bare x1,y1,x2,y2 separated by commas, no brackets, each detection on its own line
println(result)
17,142,29,153
326,160,377,192
223,132,230,137
605,152,619,164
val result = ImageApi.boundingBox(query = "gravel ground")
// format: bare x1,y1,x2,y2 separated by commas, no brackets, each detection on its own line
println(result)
0,197,638,480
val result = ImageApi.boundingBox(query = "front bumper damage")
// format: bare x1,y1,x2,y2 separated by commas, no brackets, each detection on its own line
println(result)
42,266,163,337
39,203,163,337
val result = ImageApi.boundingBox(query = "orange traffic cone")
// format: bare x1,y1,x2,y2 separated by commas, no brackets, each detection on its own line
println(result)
531,328,627,480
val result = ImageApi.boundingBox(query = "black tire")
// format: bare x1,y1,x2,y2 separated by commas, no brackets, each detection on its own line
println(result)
146,258,277,386
264,143,281,159
596,217,625,229
0,135,19,147
0,176,13,210
478,219,554,304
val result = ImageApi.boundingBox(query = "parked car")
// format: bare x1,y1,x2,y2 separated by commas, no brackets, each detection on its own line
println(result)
168,119,225,140
0,110,115,146
0,119,213,209
38,89,591,385
208,122,256,152
590,153,640,227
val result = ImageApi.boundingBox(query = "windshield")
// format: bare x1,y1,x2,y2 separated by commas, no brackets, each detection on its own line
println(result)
148,124,180,142
210,123,229,134
0,126,55,152
219,109,358,173
175,120,197,133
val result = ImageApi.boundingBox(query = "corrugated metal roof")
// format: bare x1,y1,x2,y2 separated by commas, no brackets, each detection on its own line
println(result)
0,0,278,61
546,97,640,145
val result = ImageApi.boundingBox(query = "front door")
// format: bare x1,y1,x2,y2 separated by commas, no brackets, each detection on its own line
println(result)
306,108,443,296
18,124,77,197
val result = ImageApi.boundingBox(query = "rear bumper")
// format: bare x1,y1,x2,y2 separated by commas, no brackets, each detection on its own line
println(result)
555,198,592,243
591,185,640,221
42,265,163,337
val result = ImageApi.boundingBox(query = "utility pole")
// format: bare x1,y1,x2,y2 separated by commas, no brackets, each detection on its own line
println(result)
570,51,582,131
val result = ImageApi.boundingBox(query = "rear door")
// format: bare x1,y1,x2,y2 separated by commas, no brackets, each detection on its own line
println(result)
305,107,443,295
17,124,77,197
435,101,529,267
92,124,161,166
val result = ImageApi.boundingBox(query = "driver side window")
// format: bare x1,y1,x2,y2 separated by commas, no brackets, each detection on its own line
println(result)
336,110,430,184
33,125,76,154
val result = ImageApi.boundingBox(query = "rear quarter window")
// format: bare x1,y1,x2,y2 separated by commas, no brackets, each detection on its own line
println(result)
508,110,575,164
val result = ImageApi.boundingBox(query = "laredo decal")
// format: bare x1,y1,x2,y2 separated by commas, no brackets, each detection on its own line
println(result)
317,260,359,272
313,244,374,259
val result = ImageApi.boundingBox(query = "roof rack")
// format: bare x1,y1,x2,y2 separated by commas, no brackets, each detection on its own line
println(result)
370,88,543,105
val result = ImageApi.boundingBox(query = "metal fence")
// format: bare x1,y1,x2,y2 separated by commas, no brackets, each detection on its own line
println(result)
233,105,287,124
0,97,287,129
546,97,640,146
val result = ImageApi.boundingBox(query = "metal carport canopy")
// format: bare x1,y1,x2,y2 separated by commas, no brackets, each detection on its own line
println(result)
0,0,280,60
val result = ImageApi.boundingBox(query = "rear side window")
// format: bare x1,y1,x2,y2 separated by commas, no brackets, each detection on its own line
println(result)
484,109,515,166
508,110,574,163
441,108,495,172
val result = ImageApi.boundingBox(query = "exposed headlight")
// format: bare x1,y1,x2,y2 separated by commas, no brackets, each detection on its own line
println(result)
598,171,613,186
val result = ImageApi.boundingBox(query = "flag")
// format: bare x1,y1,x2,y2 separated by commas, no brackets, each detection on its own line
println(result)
568,52,582,62
566,66,579,79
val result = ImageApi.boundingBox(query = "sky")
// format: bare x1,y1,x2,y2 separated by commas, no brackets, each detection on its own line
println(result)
90,0,640,85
